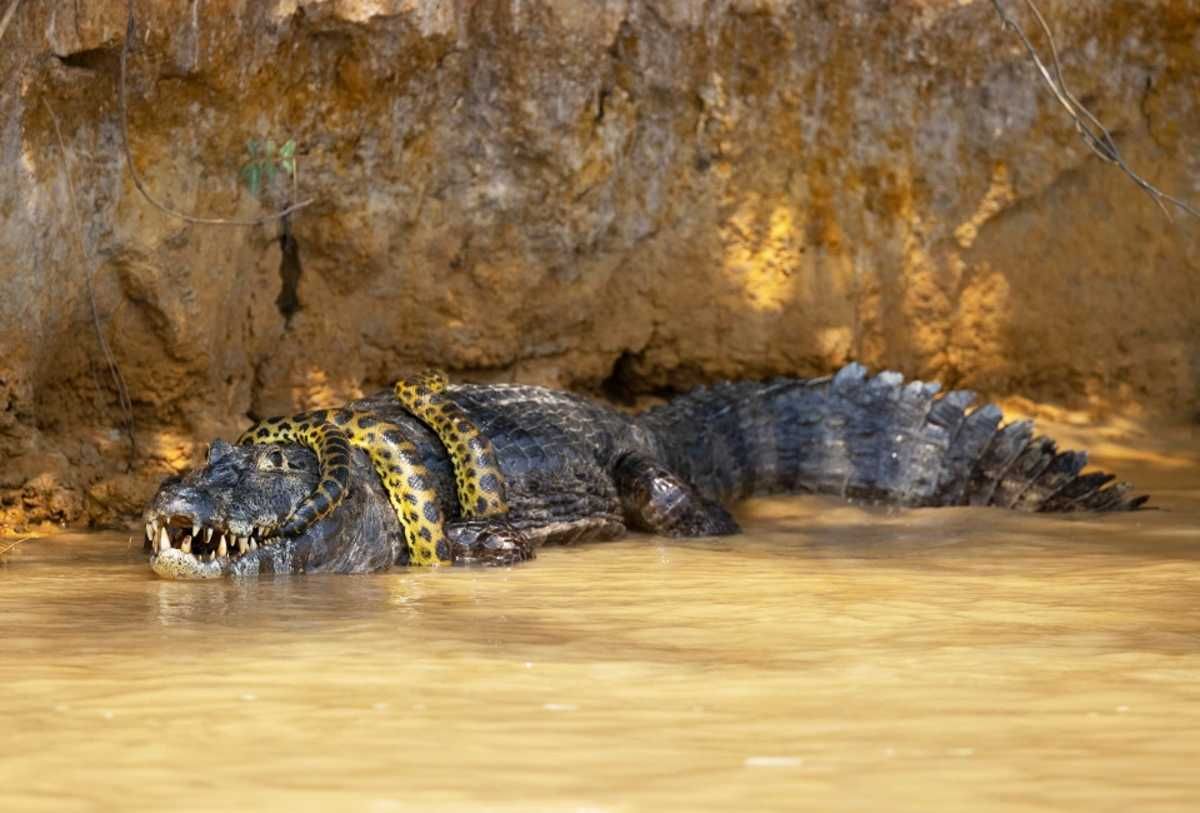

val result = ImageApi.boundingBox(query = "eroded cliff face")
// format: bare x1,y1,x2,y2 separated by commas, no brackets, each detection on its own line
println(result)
1,0,1198,530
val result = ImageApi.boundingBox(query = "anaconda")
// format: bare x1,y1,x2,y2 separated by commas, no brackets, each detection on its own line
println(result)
143,364,1147,579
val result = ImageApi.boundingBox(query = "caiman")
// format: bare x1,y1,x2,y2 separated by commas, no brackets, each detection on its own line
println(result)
143,364,1147,579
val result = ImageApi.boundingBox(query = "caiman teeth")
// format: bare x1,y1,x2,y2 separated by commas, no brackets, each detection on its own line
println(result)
148,521,279,564
148,519,280,568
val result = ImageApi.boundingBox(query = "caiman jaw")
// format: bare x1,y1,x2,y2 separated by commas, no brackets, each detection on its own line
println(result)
145,514,278,580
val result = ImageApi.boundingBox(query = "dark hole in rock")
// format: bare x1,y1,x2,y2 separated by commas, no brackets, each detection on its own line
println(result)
276,219,302,325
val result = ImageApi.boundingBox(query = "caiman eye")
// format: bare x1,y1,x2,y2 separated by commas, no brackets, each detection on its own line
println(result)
258,449,287,471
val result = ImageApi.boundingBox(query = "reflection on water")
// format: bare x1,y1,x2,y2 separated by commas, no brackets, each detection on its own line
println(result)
2,429,1199,811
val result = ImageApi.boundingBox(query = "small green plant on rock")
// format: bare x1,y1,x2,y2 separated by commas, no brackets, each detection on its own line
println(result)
240,138,297,199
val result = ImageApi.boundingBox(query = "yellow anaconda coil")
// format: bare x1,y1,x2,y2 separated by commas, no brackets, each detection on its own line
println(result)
237,415,354,536
239,408,451,565
394,369,509,520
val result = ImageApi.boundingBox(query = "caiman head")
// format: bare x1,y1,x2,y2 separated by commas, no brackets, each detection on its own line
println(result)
143,440,405,579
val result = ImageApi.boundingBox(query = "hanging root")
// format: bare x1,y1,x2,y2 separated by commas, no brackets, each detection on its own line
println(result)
989,0,1199,220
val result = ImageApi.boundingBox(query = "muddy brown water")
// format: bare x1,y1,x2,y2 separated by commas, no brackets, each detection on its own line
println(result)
2,423,1198,811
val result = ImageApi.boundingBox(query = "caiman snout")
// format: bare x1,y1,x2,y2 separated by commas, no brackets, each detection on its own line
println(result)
145,482,280,580
142,438,345,579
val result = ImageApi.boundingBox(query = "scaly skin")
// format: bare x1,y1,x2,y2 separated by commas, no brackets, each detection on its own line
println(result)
146,365,1148,579
241,369,511,566
239,407,450,565
394,369,509,520
236,415,353,535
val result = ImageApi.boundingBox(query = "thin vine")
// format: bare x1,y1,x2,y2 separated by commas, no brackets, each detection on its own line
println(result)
990,0,1199,220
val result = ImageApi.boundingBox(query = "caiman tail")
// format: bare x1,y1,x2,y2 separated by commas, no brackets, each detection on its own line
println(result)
638,363,1147,512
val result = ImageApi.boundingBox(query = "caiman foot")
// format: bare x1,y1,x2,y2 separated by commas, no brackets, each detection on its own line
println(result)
613,452,741,537
446,520,535,567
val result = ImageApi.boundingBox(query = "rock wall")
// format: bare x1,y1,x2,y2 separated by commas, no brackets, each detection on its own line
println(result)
1,0,1198,529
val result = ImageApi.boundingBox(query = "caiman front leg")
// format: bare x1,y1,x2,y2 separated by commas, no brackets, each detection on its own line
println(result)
394,370,509,519
445,520,534,566
613,452,741,537
239,409,453,565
